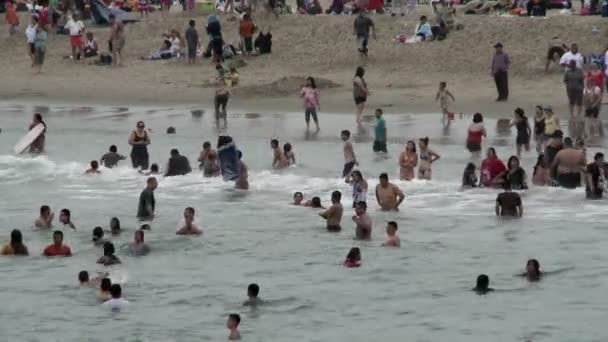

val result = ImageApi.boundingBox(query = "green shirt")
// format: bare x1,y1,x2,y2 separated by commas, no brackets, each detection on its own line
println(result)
375,117,386,142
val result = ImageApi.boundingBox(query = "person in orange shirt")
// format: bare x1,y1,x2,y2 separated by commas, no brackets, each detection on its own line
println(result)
239,14,255,56
5,1,19,36
43,231,72,257
1,229,29,256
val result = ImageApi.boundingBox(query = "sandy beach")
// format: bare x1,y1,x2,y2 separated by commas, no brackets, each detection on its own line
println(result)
1,9,607,118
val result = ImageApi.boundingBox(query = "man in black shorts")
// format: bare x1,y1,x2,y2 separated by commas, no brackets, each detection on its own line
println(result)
353,11,375,57
564,60,584,119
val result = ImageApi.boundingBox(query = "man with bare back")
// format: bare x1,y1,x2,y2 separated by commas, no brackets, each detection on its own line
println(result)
319,190,343,232
375,173,405,211
552,137,586,189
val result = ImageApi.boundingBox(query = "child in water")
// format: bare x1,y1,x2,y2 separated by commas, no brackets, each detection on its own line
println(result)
343,247,361,268
382,221,400,247
283,142,296,165
435,81,455,125
86,160,101,174
226,313,241,340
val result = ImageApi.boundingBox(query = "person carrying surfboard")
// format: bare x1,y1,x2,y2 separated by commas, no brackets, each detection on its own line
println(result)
29,113,46,154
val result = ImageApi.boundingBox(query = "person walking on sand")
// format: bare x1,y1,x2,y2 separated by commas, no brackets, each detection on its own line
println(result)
26,16,38,67
353,67,369,125
185,20,199,65
491,43,510,102
33,24,48,75
353,11,375,57
301,77,320,132
564,60,585,138
109,14,125,67
436,81,455,126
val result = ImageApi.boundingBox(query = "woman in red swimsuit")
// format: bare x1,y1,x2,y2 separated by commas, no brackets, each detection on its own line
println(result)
466,113,486,159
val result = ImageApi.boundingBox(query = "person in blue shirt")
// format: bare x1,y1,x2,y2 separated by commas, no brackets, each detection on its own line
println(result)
373,108,387,153
34,25,48,74
415,16,433,41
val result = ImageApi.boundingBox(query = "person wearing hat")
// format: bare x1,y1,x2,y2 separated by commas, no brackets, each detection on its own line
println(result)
491,42,510,101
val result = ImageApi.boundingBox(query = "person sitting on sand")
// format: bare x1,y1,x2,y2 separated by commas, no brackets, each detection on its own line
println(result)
382,221,400,247
82,32,99,59
414,16,433,41
473,274,493,294
343,247,361,268
141,40,174,60
176,207,203,235
86,160,101,174
462,163,478,189
97,242,121,266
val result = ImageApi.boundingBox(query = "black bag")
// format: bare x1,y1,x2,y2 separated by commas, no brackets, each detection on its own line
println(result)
99,52,112,65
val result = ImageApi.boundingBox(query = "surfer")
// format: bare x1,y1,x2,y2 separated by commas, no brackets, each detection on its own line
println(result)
29,112,46,154
198,141,220,177
243,283,263,306
164,149,192,177
319,190,343,232
352,201,372,240
43,231,72,257
375,173,405,211
59,208,76,230
137,177,157,221
128,230,150,256
235,151,249,190
86,160,101,174
97,242,121,266
271,139,289,169
176,207,203,235
35,205,54,229
128,121,150,170
100,145,126,168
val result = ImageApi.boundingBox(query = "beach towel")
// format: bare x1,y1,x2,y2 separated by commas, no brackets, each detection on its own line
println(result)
217,136,240,181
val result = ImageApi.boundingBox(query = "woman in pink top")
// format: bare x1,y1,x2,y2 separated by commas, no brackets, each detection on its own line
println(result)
301,77,320,132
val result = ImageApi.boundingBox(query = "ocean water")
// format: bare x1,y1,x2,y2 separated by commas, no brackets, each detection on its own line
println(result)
0,103,607,342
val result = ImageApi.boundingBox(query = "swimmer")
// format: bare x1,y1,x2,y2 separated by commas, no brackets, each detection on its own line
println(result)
79,270,107,288
382,221,400,247
128,230,151,256
97,278,112,302
375,173,405,211
97,242,121,266
305,196,325,209
227,314,241,340
319,190,343,232
552,137,585,189
284,142,296,165
462,162,478,189
352,201,372,240
495,182,523,217
341,130,358,178
102,284,129,311
35,205,54,229
292,192,304,205
519,259,572,282
165,148,192,177
343,247,361,268
1,229,29,255
100,145,126,168
137,177,157,221
271,139,289,169
59,208,77,230
198,141,221,177
43,231,72,257
176,207,203,235
473,274,494,295
243,283,263,306
92,226,107,245
85,160,101,174
235,151,249,190
110,217,121,235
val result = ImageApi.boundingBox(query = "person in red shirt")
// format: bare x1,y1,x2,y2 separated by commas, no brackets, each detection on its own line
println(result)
480,147,507,188
43,231,72,257
239,14,255,56
586,64,605,93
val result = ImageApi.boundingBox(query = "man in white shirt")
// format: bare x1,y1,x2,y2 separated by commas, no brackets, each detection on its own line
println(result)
102,284,129,312
559,43,584,70
64,14,85,63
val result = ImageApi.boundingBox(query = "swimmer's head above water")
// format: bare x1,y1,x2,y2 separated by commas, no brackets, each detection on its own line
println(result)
293,192,304,205
78,270,89,284
386,221,398,236
203,141,211,150
474,274,493,294
103,242,116,257
59,209,71,225
110,217,121,234
150,164,159,174
526,259,541,281
341,130,350,141
270,139,279,149
355,201,367,216
310,197,322,208
184,207,195,222
92,226,104,242
247,283,259,299
100,278,112,292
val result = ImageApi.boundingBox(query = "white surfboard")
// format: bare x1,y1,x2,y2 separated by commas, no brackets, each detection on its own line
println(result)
13,123,45,155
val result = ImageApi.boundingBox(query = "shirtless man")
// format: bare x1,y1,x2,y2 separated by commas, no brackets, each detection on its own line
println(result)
176,207,203,235
235,151,249,190
342,130,358,178
352,201,372,240
198,141,220,177
271,139,289,169
319,190,343,232
382,221,400,247
375,173,405,211
35,205,54,229
85,160,101,174
552,137,585,189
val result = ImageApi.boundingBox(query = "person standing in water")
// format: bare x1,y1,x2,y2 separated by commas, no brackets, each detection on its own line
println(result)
352,201,372,240
176,207,203,235
235,150,249,190
284,143,296,166
319,190,343,232
510,108,531,158
495,182,523,218
382,221,400,247
129,121,150,170
100,145,126,168
35,205,54,229
585,152,605,199
533,106,546,154
500,156,528,190
128,230,150,256
552,137,585,189
301,76,320,132
1,229,29,255
399,141,417,181
164,149,192,177
198,142,220,177
373,108,387,154
43,231,72,257
346,170,367,208
375,173,405,211
29,113,47,153
418,137,440,180
466,113,486,160
473,274,494,295
270,139,289,169
462,163,478,189
532,154,551,186
137,177,157,221
97,242,121,266
341,130,358,178
353,67,369,124
435,81,455,126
